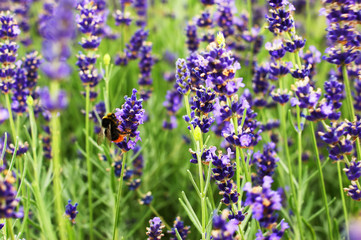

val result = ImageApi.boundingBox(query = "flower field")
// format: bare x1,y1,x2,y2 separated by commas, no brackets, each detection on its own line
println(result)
0,0,360,239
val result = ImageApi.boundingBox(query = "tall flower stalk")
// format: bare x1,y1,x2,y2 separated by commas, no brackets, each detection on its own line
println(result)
112,89,144,239
76,1,102,239
40,0,75,239
0,12,20,141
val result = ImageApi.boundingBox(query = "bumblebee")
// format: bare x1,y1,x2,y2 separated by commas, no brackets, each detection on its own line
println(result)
99,113,130,144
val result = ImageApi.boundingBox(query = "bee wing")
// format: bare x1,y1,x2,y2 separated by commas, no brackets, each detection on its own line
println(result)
97,129,105,145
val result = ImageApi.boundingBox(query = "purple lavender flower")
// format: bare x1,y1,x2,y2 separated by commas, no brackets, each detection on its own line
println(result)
163,88,183,114
215,2,234,38
185,23,199,52
11,64,29,114
208,147,239,205
201,0,215,5
23,51,42,90
0,165,23,218
146,217,165,240
0,11,20,93
65,200,78,224
168,216,190,240
7,141,29,156
125,28,149,60
138,42,155,101
344,181,361,201
0,107,9,124
265,40,286,60
255,219,289,240
175,58,191,95
291,78,321,109
254,142,279,184
284,35,306,53
197,11,213,28
114,9,132,26
344,158,361,181
194,38,244,96
38,87,68,112
115,89,145,152
134,0,147,26
41,0,75,80
139,192,153,205
322,1,360,65
192,86,216,114
244,176,282,228
306,99,334,122
211,209,239,240
271,88,291,105
266,2,295,35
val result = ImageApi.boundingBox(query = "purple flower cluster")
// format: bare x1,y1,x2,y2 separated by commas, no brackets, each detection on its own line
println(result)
266,0,295,35
0,11,20,94
208,147,239,205
253,142,279,184
23,51,42,90
114,9,132,26
344,157,361,181
11,64,29,114
252,64,272,107
175,58,191,95
38,87,68,112
138,42,155,101
146,217,164,240
255,220,289,240
322,0,360,66
244,176,283,229
76,0,102,100
0,165,23,219
65,200,78,224
318,122,354,161
163,89,183,129
134,0,148,27
220,97,262,149
139,191,153,205
194,40,243,96
41,0,75,80
184,86,216,133
185,23,199,53
168,216,190,240
215,1,234,38
12,0,32,46
211,209,239,240
344,181,361,201
115,89,145,152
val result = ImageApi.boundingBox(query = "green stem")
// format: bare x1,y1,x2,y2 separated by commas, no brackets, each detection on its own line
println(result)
310,122,333,240
85,84,94,240
296,106,302,185
337,162,349,240
51,110,67,240
185,93,206,239
104,65,111,113
342,64,361,159
196,142,206,240
247,0,252,33
113,152,127,240
280,104,303,239
6,219,15,240
5,93,17,141
28,99,56,240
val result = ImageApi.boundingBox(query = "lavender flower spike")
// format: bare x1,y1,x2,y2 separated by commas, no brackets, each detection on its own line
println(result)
115,89,145,152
